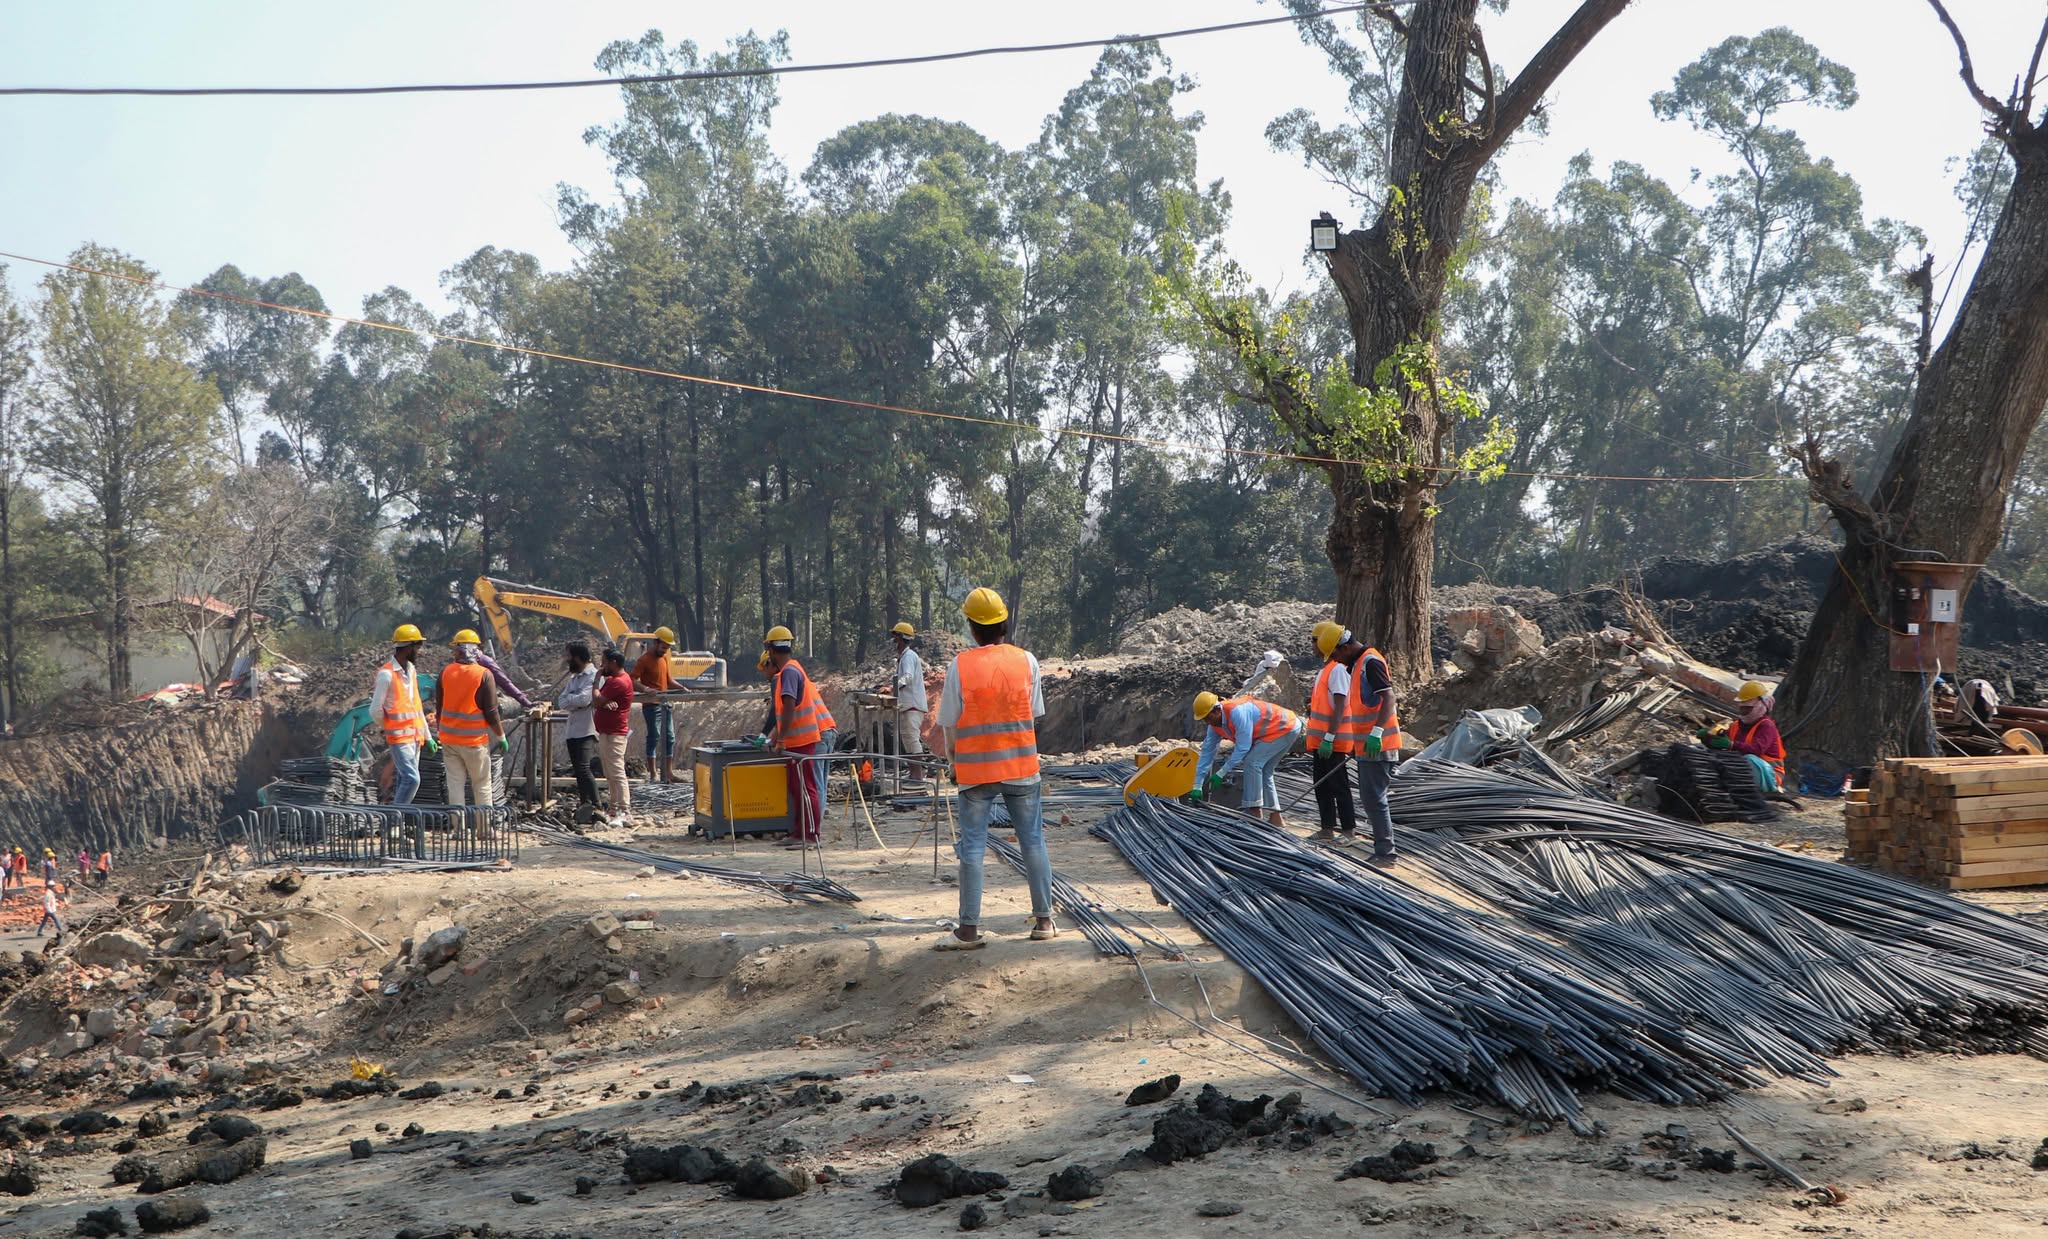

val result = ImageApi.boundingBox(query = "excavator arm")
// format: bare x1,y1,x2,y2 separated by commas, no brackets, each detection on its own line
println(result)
471,577,726,688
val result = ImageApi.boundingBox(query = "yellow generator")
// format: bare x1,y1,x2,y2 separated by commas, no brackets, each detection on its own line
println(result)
693,742,796,838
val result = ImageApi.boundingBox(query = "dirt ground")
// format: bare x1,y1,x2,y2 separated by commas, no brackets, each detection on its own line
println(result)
3,785,2048,1238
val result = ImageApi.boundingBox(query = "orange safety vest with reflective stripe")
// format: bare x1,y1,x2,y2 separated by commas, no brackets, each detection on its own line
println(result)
1347,648,1402,754
1728,717,1785,787
1306,661,1355,754
437,661,491,747
96,852,110,873
380,661,424,747
1210,696,1295,745
951,644,1039,785
775,660,824,749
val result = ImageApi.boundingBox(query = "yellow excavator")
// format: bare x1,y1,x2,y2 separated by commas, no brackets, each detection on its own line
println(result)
473,577,727,687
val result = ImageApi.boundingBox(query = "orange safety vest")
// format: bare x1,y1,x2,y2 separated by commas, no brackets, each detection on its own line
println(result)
1210,696,1296,745
775,659,824,749
437,661,491,747
380,661,425,747
1306,661,1355,754
1729,717,1785,787
1347,648,1403,755
96,852,110,873
951,644,1039,785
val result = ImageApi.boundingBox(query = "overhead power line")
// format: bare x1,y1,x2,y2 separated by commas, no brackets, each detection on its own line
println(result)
0,4,1399,98
0,247,1795,488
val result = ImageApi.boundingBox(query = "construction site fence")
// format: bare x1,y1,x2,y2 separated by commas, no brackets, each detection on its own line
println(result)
227,803,520,867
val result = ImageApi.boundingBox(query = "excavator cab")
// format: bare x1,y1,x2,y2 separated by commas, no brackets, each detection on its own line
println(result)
473,577,727,688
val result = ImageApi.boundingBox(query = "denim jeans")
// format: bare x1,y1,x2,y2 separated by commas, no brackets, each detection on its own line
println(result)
954,781,1053,926
1238,721,1303,808
1354,756,1396,857
640,703,675,761
390,741,421,806
809,729,837,820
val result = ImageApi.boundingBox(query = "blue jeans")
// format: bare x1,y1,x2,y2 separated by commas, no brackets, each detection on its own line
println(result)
954,781,1053,927
809,729,836,816
641,703,675,762
390,741,421,806
1354,756,1396,857
36,910,61,936
1237,722,1303,809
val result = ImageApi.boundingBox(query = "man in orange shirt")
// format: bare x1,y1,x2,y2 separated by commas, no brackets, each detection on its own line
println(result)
633,627,679,784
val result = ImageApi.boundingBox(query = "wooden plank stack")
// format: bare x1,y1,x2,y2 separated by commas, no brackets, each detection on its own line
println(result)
1852,756,2048,888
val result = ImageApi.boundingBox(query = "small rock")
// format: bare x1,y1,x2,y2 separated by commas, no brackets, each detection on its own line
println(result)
134,1197,211,1233
732,1157,808,1200
73,1205,130,1237
563,1008,590,1028
1124,1073,1181,1106
895,1154,1010,1208
960,1202,989,1231
76,931,153,969
511,1190,538,1205
53,1031,97,1057
574,1175,597,1195
349,1139,372,1160
1196,1199,1243,1217
0,1156,38,1195
415,925,468,972
584,913,621,940
603,981,641,1006
203,1115,262,1146
1046,1164,1103,1202
85,1009,127,1039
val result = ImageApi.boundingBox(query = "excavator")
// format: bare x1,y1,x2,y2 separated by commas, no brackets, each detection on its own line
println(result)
471,577,727,688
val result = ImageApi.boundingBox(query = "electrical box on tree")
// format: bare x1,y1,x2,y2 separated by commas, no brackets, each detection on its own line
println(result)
1887,560,1980,673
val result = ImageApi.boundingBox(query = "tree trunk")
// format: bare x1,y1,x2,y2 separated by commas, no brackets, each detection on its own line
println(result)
689,395,707,646
825,500,840,666
1328,480,1435,682
916,501,932,633
1782,130,2048,766
883,505,899,634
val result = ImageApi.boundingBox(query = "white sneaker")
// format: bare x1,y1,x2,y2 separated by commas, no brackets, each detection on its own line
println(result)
607,814,628,828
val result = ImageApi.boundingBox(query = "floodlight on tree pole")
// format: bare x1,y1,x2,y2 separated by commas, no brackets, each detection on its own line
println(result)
1310,215,1340,253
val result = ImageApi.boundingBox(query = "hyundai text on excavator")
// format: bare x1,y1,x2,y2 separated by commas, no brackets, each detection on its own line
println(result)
472,577,728,687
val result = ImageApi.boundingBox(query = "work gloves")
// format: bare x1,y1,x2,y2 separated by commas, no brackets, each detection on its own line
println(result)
494,735,510,754
1707,734,1731,750
1316,737,1334,758
1362,734,1384,758
423,738,441,756
750,733,770,750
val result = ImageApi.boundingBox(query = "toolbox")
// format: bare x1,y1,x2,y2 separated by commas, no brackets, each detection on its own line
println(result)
692,742,796,838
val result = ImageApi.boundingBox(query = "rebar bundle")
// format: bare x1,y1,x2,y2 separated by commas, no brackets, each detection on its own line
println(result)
265,757,370,806
230,802,519,866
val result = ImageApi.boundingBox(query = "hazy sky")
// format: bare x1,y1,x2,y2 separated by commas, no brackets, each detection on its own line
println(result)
0,1,2034,325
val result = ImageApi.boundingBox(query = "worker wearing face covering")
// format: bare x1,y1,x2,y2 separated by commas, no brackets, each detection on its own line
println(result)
438,630,508,807
1722,681,1785,792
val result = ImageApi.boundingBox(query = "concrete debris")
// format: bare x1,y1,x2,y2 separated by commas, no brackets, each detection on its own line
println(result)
1045,1164,1104,1201
1338,1140,1441,1183
415,926,467,972
77,933,153,970
73,1206,130,1236
135,1135,266,1193
0,1155,39,1195
134,1197,211,1233
959,1201,989,1230
623,1142,735,1185
1444,604,1546,673
732,1157,809,1200
1123,1073,1181,1106
1197,1199,1244,1217
893,1154,1010,1208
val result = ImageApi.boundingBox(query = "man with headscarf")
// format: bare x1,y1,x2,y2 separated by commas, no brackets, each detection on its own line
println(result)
437,630,508,807
1722,681,1785,792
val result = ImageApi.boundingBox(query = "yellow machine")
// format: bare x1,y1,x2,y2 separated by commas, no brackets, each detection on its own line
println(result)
1124,745,1200,805
473,577,727,687
693,742,796,838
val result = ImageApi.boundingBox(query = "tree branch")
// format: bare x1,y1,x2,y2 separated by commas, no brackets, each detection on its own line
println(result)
1470,25,1497,142
1924,0,2011,121
1364,1,1408,38
2025,13,2048,122
1478,0,1634,161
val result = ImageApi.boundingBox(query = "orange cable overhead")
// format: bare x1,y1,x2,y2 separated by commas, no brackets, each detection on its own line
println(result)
0,247,1798,487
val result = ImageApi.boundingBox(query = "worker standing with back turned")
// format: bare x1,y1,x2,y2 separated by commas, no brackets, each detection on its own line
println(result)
1348,639,1402,862
594,647,634,826
757,627,824,849
888,622,930,786
1306,621,1365,845
437,630,507,807
937,587,1055,949
372,624,432,806
633,627,679,784
1191,691,1304,829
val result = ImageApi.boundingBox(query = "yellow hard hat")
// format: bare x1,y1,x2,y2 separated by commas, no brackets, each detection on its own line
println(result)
450,628,481,646
756,652,772,673
1737,681,1768,702
1313,620,1345,658
891,622,915,639
392,623,424,644
962,587,1009,626
1193,691,1220,720
42,848,52,857
764,625,794,646
652,626,677,645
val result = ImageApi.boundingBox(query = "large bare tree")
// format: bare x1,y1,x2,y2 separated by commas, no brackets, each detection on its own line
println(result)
1779,2,2048,766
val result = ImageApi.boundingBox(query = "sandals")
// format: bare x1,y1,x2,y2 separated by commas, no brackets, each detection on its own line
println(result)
1029,922,1060,941
933,934,988,951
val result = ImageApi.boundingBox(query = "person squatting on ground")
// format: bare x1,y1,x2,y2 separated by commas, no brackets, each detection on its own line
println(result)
437,630,508,807
1191,691,1304,830
373,624,430,805
557,643,602,819
594,647,635,826
935,586,1056,950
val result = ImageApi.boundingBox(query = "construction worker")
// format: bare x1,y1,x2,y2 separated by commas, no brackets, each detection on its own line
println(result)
935,587,1055,950
74,849,89,884
372,624,432,806
594,647,635,825
437,631,508,807
1348,641,1402,862
7,847,23,896
1724,681,1786,792
888,622,930,786
557,643,601,821
95,849,111,888
39,847,56,889
1306,621,1364,845
1191,692,1304,829
35,880,62,939
633,626,680,783
757,626,824,849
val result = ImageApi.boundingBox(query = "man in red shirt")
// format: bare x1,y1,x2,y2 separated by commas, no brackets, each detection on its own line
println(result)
593,647,635,826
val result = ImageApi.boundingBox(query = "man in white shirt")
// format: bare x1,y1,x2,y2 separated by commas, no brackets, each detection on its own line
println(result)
889,622,930,784
555,642,600,821
370,624,434,805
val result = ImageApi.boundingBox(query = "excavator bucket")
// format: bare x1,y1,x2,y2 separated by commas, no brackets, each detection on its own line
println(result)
1124,745,1199,805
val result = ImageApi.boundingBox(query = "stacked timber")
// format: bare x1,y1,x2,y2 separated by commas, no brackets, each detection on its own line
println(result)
1852,756,2048,888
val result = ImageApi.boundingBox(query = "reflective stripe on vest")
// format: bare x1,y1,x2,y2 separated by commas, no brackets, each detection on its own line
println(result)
776,660,824,749
952,644,1039,784
380,661,424,746
1729,718,1785,785
1305,661,1355,754
1347,649,1403,752
438,661,491,747
1211,697,1295,745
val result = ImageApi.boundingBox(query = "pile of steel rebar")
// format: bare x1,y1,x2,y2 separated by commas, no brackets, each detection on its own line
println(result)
1092,759,2048,1127
264,757,370,806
